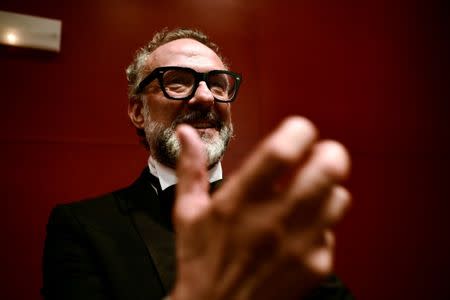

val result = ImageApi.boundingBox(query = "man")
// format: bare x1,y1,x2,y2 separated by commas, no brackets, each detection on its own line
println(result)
42,28,353,300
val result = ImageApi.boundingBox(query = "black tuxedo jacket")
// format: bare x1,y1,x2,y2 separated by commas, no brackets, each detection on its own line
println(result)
41,169,353,300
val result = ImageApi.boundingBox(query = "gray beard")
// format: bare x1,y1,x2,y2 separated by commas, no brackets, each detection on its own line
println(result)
143,106,233,169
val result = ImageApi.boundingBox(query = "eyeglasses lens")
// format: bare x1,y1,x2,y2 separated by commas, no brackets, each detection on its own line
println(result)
162,69,237,101
162,69,195,98
208,73,237,101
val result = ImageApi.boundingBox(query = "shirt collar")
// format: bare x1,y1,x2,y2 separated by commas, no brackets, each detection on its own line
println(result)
148,155,223,191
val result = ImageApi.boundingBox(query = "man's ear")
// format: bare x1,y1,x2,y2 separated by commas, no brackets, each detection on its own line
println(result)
128,99,145,129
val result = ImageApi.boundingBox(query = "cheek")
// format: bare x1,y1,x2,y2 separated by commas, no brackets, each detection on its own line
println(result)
216,103,232,122
147,98,183,123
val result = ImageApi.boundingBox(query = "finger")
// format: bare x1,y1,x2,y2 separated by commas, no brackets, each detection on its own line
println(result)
287,140,351,204
315,140,351,182
303,241,334,277
304,229,338,278
283,184,351,233
175,124,210,223
282,142,351,231
279,229,336,289
294,230,336,278
320,186,351,228
219,116,318,204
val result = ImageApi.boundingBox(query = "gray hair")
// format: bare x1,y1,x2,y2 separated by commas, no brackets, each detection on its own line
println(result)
126,27,226,102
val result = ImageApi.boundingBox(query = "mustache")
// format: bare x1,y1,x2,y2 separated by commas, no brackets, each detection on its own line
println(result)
172,110,223,129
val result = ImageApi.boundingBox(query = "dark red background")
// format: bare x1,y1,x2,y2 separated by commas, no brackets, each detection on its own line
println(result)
1,0,449,299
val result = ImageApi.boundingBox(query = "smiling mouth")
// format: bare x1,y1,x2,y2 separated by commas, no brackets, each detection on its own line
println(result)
191,122,215,129
175,110,222,131
181,120,219,130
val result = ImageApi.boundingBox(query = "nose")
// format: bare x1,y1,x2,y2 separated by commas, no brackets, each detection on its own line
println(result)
188,81,214,108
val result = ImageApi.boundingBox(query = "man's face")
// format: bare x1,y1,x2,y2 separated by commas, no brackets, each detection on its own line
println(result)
132,38,233,168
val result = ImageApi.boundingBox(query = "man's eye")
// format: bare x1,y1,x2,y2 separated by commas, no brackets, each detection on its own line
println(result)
163,71,194,86
209,78,227,91
166,83,188,92
167,77,191,85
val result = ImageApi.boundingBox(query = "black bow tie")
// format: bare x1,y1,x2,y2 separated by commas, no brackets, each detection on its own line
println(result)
148,172,222,199
144,171,222,230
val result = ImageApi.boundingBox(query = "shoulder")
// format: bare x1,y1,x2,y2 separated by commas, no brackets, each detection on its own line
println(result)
47,168,152,234
47,186,133,234
50,190,116,218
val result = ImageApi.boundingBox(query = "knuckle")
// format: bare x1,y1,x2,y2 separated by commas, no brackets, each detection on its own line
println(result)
212,200,286,258
210,190,240,221
247,222,283,254
263,142,299,165
174,199,210,227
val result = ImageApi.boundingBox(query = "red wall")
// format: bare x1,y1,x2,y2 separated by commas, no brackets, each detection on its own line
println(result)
1,0,449,299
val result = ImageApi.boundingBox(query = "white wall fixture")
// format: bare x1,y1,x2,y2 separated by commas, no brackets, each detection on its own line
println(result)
0,10,62,52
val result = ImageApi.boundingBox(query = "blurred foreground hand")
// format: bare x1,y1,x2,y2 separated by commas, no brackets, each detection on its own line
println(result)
172,116,351,300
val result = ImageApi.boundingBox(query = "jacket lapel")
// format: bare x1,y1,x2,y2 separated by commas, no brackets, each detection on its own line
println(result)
115,168,223,296
132,210,175,292
116,168,176,293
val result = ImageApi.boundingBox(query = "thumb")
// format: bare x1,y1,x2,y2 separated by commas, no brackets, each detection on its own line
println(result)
175,124,210,223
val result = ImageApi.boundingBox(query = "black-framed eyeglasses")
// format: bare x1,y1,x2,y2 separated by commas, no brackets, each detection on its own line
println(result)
135,66,242,103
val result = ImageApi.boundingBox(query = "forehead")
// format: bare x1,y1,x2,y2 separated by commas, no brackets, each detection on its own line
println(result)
146,38,225,72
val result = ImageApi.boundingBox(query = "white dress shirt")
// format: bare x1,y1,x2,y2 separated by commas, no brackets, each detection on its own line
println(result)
147,155,223,191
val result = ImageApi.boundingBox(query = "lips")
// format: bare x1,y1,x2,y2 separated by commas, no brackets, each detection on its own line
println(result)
189,121,216,129
174,111,222,130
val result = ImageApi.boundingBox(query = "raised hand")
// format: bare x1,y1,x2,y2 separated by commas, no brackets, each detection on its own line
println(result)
172,116,351,300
